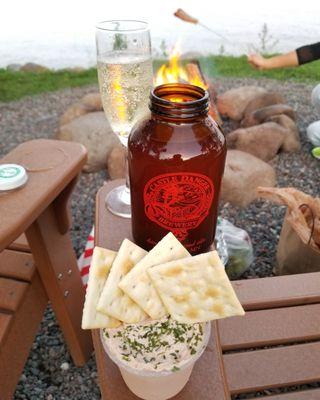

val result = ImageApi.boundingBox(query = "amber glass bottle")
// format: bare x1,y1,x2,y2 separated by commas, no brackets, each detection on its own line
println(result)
128,83,226,254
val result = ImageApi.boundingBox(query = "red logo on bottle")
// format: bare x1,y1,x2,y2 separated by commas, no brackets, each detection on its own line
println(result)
143,172,214,241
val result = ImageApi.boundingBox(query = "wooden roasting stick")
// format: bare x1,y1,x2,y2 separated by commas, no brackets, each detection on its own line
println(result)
174,9,230,42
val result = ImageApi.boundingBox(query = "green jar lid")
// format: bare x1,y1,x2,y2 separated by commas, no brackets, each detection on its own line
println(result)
0,164,28,191
312,147,320,160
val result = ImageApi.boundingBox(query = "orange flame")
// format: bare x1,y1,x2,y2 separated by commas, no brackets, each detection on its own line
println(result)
111,64,127,125
155,42,207,90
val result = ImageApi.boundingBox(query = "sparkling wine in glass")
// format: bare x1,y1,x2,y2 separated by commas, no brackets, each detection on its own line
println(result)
96,20,153,217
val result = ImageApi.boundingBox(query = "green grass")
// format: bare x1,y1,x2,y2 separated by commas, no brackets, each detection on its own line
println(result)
0,68,98,102
1,55,319,102
199,55,320,84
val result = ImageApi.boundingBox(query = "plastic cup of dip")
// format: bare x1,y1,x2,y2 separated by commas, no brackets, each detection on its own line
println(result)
100,322,211,400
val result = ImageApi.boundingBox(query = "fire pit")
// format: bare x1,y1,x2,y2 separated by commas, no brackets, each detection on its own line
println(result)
154,44,221,124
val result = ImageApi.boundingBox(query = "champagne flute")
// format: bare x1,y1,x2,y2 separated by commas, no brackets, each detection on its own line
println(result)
96,20,153,218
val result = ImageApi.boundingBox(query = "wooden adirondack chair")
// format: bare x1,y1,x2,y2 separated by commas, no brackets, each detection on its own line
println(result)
93,180,320,400
0,140,92,400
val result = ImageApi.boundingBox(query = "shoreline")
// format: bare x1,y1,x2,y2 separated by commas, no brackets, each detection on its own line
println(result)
1,55,319,103
1,28,318,70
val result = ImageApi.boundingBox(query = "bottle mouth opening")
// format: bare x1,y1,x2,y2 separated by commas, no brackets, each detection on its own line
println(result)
149,83,209,119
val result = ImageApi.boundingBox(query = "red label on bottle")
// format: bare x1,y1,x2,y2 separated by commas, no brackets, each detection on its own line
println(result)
143,172,214,241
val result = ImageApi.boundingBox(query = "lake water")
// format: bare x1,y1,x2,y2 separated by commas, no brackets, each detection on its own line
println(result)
0,0,319,69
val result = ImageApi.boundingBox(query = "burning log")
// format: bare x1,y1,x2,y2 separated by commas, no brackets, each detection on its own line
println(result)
185,62,206,87
185,61,222,125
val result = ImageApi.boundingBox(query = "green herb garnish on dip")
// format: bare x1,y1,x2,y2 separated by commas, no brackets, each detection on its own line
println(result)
102,317,205,372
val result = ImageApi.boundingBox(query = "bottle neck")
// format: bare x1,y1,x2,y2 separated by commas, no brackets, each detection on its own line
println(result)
149,83,209,121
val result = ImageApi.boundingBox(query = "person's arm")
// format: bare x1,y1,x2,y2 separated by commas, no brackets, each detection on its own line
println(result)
247,51,298,70
248,42,320,70
296,42,320,65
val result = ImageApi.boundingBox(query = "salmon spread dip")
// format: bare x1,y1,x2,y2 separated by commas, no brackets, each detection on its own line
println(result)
102,317,206,372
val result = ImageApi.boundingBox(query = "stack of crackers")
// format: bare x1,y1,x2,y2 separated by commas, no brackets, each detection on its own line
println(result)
82,232,244,329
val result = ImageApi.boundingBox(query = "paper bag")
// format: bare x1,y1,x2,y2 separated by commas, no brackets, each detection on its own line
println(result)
258,187,320,275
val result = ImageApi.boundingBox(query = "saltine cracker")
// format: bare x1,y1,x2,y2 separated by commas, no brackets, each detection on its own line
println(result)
81,247,120,329
148,251,245,323
119,233,190,319
97,239,148,323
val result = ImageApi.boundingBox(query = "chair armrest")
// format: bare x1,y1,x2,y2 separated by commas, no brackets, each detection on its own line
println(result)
0,139,87,251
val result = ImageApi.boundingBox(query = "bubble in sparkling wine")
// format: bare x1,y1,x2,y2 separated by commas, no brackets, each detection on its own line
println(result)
97,51,153,143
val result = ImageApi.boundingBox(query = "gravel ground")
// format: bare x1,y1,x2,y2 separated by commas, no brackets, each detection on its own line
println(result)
0,78,319,399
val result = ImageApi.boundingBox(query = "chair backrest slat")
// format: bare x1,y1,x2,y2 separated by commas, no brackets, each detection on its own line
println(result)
232,273,320,310
0,277,28,312
224,341,320,394
0,250,34,282
219,303,320,351
258,388,320,399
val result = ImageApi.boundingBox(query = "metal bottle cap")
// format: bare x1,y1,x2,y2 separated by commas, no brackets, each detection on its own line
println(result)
0,164,28,191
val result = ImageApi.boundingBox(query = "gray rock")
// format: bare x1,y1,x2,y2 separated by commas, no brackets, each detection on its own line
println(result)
59,93,102,126
63,67,86,72
81,93,102,111
20,374,27,382
60,362,69,371
59,103,93,126
241,92,286,125
107,144,126,179
227,122,300,161
241,104,296,127
57,112,120,172
181,51,203,60
267,114,301,151
267,114,299,135
221,150,276,207
20,62,49,72
217,86,267,121
6,63,22,71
